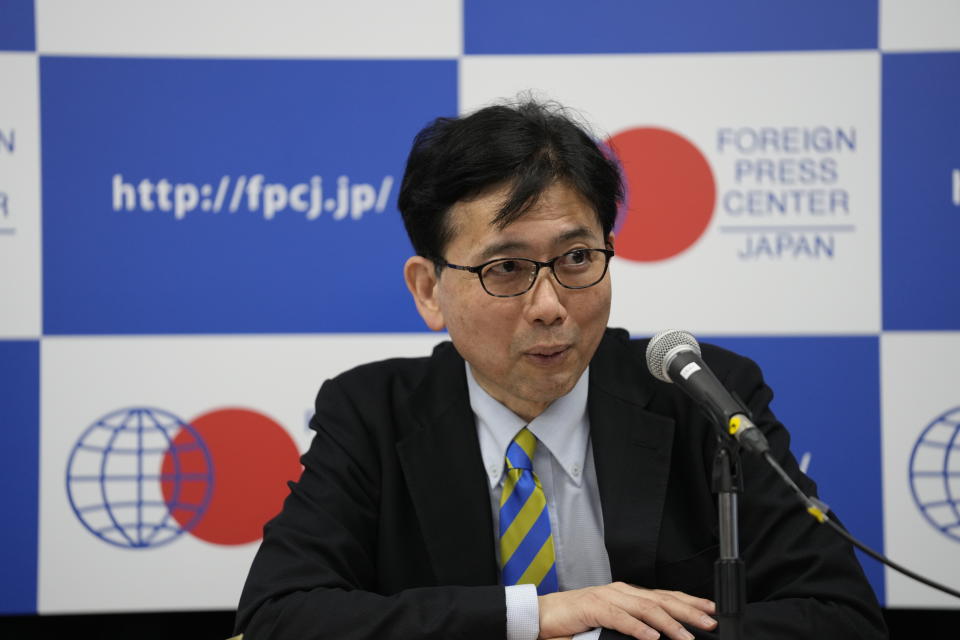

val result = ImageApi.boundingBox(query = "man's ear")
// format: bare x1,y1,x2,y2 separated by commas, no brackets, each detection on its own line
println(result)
606,231,615,250
404,256,446,331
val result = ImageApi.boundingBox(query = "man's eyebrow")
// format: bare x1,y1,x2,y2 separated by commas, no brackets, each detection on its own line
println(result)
476,225,598,262
477,240,529,262
557,226,596,243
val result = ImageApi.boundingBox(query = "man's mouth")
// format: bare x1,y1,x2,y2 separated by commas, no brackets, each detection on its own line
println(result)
525,345,570,363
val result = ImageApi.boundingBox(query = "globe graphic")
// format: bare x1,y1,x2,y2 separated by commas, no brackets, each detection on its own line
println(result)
908,406,960,543
66,407,214,549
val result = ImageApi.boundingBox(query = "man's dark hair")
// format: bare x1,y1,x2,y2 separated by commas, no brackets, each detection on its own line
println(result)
397,99,624,260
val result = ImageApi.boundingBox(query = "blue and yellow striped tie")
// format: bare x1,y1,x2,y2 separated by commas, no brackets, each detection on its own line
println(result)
499,428,558,594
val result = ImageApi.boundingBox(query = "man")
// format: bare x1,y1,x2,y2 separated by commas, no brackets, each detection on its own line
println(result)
235,101,886,639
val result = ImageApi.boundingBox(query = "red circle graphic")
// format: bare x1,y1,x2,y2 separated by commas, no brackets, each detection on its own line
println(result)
606,127,716,262
160,407,301,546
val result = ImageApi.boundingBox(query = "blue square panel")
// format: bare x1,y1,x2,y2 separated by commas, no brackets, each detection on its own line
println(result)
882,53,960,330
0,340,39,614
0,0,35,51
704,335,885,604
465,0,877,54
41,57,457,334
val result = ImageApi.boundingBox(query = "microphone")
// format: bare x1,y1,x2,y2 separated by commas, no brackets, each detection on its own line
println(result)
645,330,769,455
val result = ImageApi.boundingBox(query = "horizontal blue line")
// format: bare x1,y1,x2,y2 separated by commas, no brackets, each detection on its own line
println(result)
920,500,959,510
166,502,204,512
717,225,857,233
169,442,205,452
78,500,204,514
77,445,170,454
78,500,169,512
70,473,211,482
916,441,960,451
96,523,180,534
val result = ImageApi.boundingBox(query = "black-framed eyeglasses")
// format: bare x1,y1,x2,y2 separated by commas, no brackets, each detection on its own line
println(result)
435,248,614,298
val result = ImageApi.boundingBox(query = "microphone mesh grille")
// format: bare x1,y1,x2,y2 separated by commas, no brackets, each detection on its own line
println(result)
645,329,701,382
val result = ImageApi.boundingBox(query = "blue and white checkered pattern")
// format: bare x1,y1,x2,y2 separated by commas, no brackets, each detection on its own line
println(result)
1,0,958,615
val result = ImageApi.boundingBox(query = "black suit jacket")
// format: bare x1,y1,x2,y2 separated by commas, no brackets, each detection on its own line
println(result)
236,328,886,639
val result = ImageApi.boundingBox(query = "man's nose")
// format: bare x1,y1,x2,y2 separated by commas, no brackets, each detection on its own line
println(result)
523,267,567,325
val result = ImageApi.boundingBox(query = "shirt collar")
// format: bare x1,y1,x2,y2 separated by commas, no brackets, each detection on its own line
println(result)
467,363,591,489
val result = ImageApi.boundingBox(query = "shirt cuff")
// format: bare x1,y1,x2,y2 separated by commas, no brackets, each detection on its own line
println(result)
573,629,602,640
505,583,539,640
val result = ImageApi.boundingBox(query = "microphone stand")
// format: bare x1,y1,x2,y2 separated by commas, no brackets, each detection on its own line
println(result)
712,437,745,640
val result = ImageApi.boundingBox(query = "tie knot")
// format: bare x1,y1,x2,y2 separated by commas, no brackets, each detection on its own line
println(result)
505,427,537,471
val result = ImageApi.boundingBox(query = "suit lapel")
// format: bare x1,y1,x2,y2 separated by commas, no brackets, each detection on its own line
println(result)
396,343,499,586
589,330,675,587
395,331,674,588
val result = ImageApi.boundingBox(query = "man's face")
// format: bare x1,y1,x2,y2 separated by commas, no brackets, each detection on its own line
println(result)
406,181,612,421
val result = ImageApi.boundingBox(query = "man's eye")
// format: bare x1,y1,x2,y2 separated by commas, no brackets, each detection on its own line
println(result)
486,260,521,276
560,250,590,266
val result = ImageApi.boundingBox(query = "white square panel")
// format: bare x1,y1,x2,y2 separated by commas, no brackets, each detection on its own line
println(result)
461,51,881,335
881,0,960,52
0,53,41,338
39,332,444,613
880,332,960,607
36,0,461,58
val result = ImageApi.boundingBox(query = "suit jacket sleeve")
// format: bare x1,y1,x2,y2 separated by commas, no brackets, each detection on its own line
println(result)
600,345,886,640
719,351,886,639
234,371,506,640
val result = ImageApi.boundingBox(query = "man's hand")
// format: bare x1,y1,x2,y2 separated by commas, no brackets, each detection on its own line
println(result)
538,582,717,640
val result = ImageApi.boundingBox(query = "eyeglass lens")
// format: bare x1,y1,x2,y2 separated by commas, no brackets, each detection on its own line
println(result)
479,249,608,296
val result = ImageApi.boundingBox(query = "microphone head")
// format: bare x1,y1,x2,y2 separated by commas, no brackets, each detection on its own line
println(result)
645,329,701,383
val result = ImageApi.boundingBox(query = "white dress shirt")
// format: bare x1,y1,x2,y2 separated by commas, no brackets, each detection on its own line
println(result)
467,363,612,640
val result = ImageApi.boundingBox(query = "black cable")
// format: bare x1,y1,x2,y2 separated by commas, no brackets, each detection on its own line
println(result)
762,451,960,601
